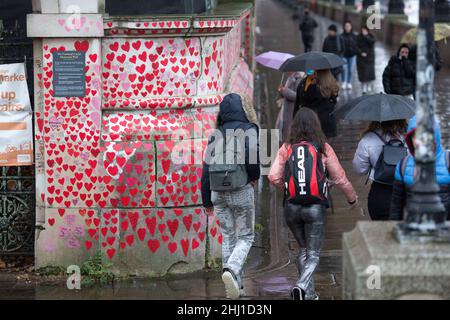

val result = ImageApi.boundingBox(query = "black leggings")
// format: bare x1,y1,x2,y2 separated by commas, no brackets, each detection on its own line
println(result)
368,182,393,220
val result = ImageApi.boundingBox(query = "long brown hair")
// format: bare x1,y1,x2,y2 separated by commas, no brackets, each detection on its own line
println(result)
288,108,327,154
362,120,408,138
316,69,339,98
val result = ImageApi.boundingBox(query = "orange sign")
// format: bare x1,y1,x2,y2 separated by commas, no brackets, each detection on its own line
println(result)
0,63,33,166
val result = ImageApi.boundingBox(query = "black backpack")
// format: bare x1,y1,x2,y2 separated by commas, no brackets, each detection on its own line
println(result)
372,132,408,185
284,141,328,205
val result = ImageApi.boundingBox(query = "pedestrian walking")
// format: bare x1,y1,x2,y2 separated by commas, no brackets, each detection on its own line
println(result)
201,93,260,299
298,8,318,53
382,44,416,97
275,71,304,142
294,69,339,139
356,26,376,94
322,24,345,80
340,21,358,90
353,120,408,220
390,116,450,222
268,108,359,300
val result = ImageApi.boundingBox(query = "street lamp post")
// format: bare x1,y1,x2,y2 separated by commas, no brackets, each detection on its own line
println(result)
394,0,450,243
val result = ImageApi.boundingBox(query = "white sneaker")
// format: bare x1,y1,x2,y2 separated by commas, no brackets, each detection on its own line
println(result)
347,83,352,89
222,271,240,299
341,82,347,89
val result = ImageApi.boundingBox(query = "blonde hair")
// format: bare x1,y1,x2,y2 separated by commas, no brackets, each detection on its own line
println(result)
240,94,258,125
316,69,339,98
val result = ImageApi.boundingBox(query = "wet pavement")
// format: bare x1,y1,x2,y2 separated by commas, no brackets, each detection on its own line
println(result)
1,0,450,300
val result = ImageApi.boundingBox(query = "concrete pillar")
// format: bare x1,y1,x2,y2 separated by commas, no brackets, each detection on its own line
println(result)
343,222,450,299
27,0,254,276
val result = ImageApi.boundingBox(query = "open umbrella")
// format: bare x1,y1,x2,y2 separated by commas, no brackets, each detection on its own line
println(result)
401,23,450,44
279,51,346,72
333,93,416,122
255,51,295,70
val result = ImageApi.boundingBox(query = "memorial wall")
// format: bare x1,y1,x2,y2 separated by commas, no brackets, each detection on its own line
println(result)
27,2,254,275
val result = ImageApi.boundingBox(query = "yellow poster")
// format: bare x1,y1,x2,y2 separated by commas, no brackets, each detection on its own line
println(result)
0,63,33,166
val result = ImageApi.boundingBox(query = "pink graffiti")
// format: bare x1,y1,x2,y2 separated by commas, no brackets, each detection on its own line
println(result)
58,214,85,249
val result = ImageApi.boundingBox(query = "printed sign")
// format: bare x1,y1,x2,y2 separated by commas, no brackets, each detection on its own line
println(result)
53,51,86,97
0,63,33,166
0,111,33,166
0,63,31,111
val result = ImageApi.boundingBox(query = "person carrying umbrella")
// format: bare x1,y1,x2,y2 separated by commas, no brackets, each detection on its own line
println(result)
279,51,346,139
276,72,304,142
353,120,408,220
333,93,415,220
401,23,450,73
294,69,339,139
254,51,299,143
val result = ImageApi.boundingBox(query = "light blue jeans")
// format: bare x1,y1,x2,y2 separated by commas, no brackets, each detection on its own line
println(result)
342,56,356,84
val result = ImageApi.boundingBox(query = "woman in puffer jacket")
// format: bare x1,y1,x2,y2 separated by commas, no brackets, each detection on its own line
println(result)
390,116,450,222
268,108,359,301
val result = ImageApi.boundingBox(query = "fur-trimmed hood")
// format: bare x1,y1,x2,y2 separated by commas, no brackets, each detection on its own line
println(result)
217,93,258,127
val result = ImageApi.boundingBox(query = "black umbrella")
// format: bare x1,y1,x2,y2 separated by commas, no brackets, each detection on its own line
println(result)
278,51,346,72
333,93,416,122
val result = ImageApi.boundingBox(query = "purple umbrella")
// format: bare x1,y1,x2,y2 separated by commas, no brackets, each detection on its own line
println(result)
255,51,295,70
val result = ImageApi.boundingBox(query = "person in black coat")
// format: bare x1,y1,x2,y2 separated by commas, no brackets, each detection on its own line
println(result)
382,44,416,97
340,21,358,90
201,93,260,209
322,24,345,80
294,69,339,138
299,8,318,53
356,26,376,94
200,93,260,299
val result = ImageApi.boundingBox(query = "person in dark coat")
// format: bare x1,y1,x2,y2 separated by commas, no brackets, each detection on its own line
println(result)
299,8,318,53
340,21,358,90
322,24,345,80
201,93,260,299
201,93,260,209
356,26,376,94
294,69,339,138
382,44,416,97
390,116,450,222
